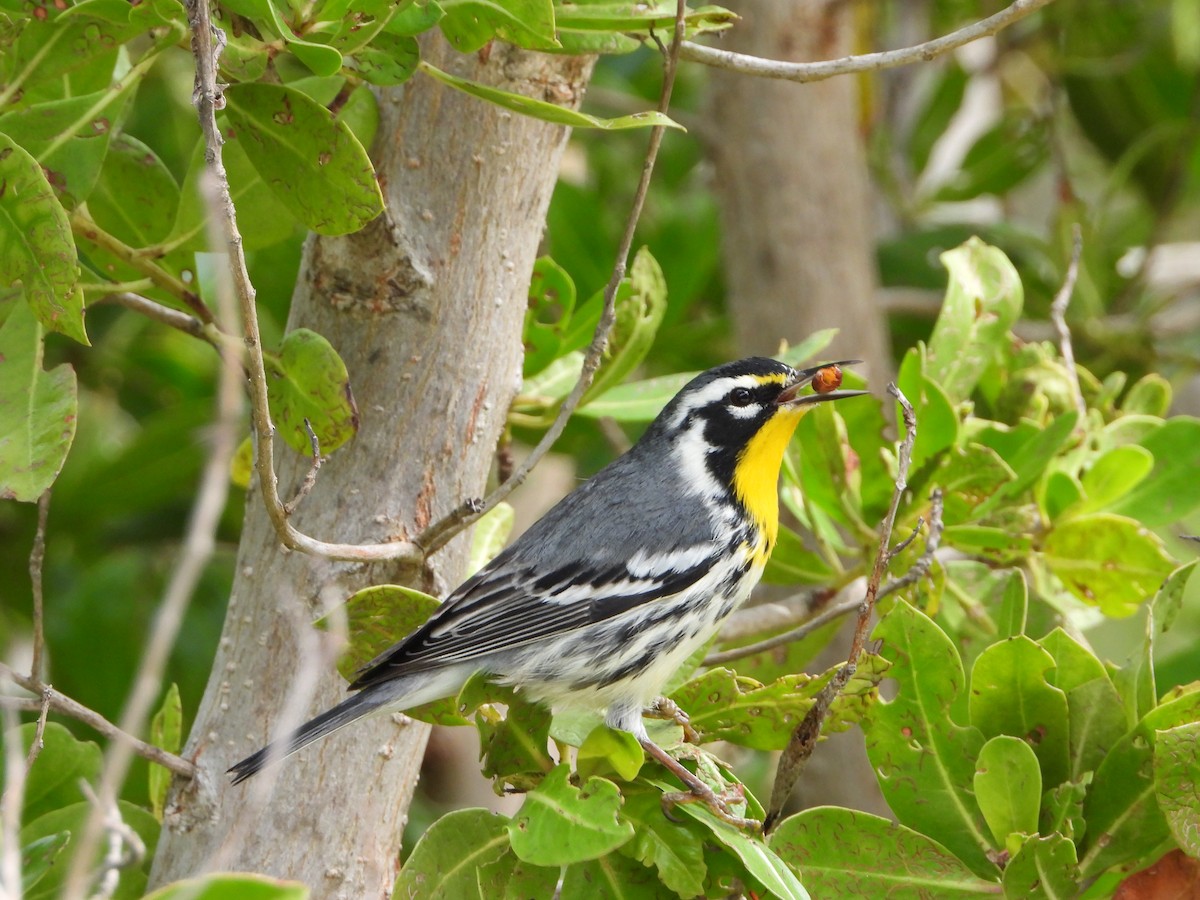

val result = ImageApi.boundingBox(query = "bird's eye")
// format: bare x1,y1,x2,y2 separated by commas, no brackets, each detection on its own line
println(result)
728,387,755,407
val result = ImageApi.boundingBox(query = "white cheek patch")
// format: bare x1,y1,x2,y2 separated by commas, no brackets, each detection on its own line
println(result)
726,402,763,419
670,373,769,429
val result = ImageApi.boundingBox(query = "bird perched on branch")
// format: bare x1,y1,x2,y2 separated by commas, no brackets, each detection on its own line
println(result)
229,356,865,827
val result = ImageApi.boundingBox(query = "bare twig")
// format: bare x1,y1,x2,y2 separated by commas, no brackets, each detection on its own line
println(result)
705,594,861,668
765,384,916,831
101,291,213,344
413,4,691,557
61,166,244,900
877,489,945,602
29,490,50,682
283,418,323,515
1050,224,1087,422
24,687,52,770
0,669,195,778
679,0,1056,83
79,781,146,900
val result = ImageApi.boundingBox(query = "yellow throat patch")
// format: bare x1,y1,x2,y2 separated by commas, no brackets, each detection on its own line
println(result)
732,404,806,559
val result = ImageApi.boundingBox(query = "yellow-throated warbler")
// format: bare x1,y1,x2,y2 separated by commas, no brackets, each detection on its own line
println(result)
229,356,865,825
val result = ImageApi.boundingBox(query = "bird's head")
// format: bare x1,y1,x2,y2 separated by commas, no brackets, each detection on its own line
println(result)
649,356,867,546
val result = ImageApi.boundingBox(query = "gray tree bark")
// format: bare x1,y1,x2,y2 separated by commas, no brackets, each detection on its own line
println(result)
150,36,592,897
709,0,890,816
709,0,890,380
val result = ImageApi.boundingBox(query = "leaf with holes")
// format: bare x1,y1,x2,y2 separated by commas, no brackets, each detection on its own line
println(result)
507,766,633,866
392,808,511,899
266,328,359,455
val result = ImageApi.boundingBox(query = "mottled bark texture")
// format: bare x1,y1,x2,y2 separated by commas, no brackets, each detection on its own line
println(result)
709,0,891,816
710,0,890,379
150,36,592,897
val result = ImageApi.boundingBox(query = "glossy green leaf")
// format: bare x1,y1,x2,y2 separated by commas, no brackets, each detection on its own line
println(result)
88,134,180,246
393,808,511,899
21,800,158,900
553,2,736,35
0,301,78,501
315,584,438,679
1001,834,1079,900
925,238,1023,403
2,723,100,824
266,328,359,454
1121,373,1172,416
896,347,958,473
974,735,1042,846
1042,513,1177,617
0,135,85,344
419,62,682,131
1151,560,1197,634
1041,777,1089,844
969,636,1070,789
864,602,996,876
467,501,513,576
1071,444,1155,515
616,787,707,897
1040,628,1127,780
558,851,667,898
438,0,558,52
1109,418,1200,527
478,693,553,791
1153,721,1200,856
771,807,998,897
145,874,310,900
352,32,420,85
507,766,634,866
475,849,559,899
1041,470,1083,521
227,0,343,74
0,84,134,206
148,683,182,821
576,725,643,782
223,83,383,234
1080,687,1200,877
935,442,1016,525
20,832,71,893
974,412,1079,516
523,256,577,377
996,570,1028,637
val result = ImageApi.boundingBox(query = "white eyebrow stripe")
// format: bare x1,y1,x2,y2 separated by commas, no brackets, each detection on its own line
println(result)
669,374,775,429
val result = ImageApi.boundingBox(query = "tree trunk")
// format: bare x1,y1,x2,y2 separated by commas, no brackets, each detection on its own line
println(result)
150,36,592,896
709,0,890,817
709,0,890,380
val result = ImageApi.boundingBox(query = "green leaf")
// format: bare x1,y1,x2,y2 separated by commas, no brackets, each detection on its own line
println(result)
576,726,643,782
761,523,836,585
21,800,158,900
1080,687,1200,877
559,851,667,898
475,848,560,899
974,735,1042,847
523,256,577,377
925,238,1023,403
149,683,182,822
20,832,71,893
1121,373,1172,416
418,61,682,131
467,501,514,577
670,663,882,751
1001,834,1079,900
580,247,668,404
223,83,383,235
1041,513,1177,617
975,412,1079,516
933,115,1048,204
1040,628,1127,780
553,2,736,36
0,84,134,206
1070,444,1155,515
0,135,85,344
864,602,996,877
935,442,1016,526
896,347,958,473
616,787,707,897
478,693,554,791
144,874,310,900
1153,721,1200,856
969,636,1070,790
1151,560,1197,634
315,584,438,679
0,300,78,501
1041,777,1089,844
266,328,359,455
88,134,179,246
352,32,420,85
658,794,809,900
393,808,510,899
1109,418,1200,527
997,570,1028,637
771,807,999,897
438,0,558,52
908,62,968,176
507,766,634,866
3,724,100,825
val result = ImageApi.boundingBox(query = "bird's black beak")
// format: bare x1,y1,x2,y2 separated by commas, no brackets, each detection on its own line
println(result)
775,360,869,407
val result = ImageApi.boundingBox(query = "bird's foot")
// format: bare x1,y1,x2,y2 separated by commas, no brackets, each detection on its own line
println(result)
660,781,761,831
645,696,701,744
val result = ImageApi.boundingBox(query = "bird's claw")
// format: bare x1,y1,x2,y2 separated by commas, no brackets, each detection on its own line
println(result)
660,782,761,831
646,697,702,744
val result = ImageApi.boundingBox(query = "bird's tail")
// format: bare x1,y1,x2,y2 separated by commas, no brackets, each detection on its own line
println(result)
227,667,466,784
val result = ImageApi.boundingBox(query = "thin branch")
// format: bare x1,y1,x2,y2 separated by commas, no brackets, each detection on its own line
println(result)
0,666,195,779
70,211,214,325
414,6,690,558
1050,224,1087,422
29,490,50,682
679,0,1056,83
24,688,52,770
283,419,323,515
100,291,212,344
765,383,916,832
876,488,944,602
61,169,244,900
704,594,861,667
712,587,832,646
79,781,146,900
